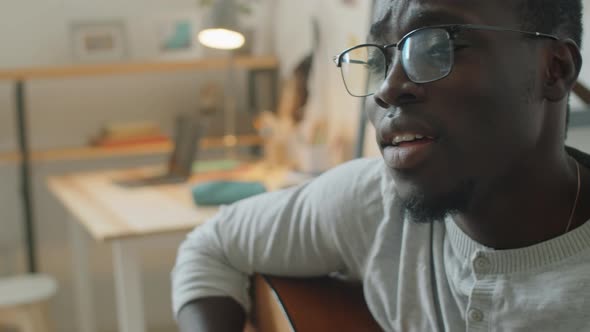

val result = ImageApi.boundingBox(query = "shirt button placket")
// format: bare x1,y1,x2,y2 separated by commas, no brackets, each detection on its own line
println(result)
468,308,484,322
467,252,493,331
474,256,492,274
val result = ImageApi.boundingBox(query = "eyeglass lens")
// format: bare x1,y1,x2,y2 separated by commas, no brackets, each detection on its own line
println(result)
339,28,454,96
340,45,386,97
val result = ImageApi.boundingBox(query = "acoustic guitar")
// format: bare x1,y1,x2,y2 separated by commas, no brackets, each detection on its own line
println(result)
253,274,382,332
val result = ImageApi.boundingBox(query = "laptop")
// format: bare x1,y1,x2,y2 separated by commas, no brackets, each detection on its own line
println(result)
115,114,202,187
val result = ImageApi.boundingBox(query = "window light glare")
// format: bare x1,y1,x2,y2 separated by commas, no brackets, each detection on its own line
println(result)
198,29,245,50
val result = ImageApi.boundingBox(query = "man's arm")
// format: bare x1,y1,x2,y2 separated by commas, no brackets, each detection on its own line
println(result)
177,297,245,332
171,184,345,324
171,159,384,330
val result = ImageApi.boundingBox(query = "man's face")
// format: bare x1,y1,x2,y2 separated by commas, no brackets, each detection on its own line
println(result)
368,0,547,221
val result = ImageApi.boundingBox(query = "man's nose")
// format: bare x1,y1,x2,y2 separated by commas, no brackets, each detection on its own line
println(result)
373,58,426,109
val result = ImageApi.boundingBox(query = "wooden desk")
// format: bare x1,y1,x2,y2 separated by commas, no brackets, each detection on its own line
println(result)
47,163,291,332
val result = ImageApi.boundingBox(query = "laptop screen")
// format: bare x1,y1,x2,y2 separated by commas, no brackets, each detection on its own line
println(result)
167,114,202,178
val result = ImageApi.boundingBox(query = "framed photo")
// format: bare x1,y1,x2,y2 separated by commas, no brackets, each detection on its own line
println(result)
70,20,128,62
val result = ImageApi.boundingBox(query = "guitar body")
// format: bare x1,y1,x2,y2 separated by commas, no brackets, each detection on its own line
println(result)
254,274,382,332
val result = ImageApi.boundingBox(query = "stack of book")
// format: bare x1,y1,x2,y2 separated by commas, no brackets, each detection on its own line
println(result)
91,121,169,148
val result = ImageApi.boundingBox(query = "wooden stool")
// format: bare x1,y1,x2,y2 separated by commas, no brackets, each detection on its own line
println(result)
0,274,57,332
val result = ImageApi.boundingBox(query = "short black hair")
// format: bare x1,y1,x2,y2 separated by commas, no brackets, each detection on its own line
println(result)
518,0,583,47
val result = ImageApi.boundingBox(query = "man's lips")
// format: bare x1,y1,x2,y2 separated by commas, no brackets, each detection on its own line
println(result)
382,137,437,170
377,113,441,170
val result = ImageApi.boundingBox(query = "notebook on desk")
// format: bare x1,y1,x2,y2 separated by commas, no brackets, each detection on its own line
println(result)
115,115,202,187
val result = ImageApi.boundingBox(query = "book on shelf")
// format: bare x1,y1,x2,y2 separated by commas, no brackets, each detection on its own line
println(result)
91,134,170,148
91,121,170,148
100,121,162,140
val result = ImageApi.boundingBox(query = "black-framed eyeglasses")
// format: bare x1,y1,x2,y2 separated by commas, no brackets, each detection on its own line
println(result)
333,24,559,97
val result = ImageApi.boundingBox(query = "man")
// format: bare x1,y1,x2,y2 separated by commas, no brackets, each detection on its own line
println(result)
173,0,590,330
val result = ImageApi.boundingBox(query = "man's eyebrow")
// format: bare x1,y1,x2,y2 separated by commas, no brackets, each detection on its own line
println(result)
407,10,470,30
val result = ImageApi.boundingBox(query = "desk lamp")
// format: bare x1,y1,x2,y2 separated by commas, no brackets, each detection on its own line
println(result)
198,0,245,156
198,0,245,50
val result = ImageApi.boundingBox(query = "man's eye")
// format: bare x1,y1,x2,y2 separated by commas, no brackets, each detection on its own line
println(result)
427,44,448,58
367,58,380,71
453,42,470,52
367,55,385,72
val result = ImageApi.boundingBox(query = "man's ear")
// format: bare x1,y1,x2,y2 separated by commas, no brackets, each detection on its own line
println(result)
544,39,583,102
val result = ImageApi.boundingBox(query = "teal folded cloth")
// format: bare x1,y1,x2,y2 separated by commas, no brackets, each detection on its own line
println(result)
191,181,267,206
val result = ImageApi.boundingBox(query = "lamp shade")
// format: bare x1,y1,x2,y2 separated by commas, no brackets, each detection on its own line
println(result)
198,0,246,50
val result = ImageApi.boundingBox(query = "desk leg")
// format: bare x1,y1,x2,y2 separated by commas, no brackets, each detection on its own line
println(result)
68,218,97,332
112,240,146,332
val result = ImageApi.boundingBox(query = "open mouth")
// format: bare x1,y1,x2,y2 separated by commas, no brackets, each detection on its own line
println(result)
390,134,436,147
382,133,438,170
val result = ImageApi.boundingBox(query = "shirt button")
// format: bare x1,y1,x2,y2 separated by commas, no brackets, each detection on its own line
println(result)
474,256,491,273
468,308,484,322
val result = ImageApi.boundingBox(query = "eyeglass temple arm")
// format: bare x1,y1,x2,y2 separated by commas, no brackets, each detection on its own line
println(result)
458,24,559,40
333,55,368,66
573,80,590,105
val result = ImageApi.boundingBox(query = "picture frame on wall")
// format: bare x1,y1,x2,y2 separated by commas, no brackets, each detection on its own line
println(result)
70,20,128,62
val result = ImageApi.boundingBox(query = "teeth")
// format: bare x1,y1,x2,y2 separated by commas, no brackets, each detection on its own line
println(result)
392,134,427,145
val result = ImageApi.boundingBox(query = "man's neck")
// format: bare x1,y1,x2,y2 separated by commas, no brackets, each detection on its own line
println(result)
452,155,587,250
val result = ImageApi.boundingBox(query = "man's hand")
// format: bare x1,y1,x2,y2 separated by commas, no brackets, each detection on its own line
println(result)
177,297,246,332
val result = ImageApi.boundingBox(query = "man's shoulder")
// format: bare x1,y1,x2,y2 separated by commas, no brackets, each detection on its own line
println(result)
313,157,388,195
304,157,391,214
323,157,385,182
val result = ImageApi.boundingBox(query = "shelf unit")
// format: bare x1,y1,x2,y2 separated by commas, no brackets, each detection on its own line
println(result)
0,135,264,164
0,55,278,272
0,56,277,80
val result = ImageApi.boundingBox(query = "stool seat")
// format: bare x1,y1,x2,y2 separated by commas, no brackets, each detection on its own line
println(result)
0,274,57,332
0,274,57,308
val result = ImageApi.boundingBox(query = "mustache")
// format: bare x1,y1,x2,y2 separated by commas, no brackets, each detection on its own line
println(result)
380,107,445,137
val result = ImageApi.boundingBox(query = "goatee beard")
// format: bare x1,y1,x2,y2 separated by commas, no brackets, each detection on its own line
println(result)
401,179,476,223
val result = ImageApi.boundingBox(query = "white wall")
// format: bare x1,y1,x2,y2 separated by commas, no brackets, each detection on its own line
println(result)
1,0,198,67
0,0,275,67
